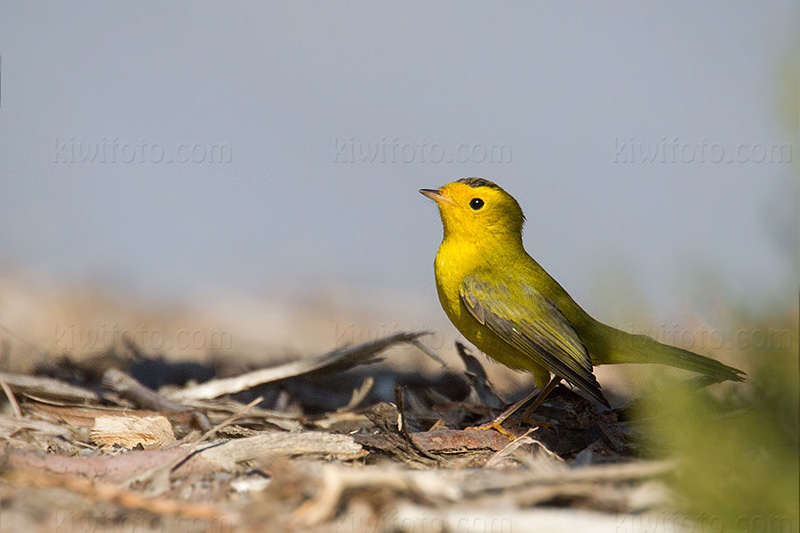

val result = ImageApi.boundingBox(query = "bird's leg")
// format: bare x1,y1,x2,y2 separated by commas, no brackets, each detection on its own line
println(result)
466,388,539,436
466,375,562,438
520,374,561,425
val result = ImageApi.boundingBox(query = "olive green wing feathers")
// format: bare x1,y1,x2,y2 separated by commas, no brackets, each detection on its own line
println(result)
460,271,609,407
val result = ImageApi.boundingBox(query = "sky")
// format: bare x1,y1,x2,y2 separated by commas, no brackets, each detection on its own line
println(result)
0,1,797,326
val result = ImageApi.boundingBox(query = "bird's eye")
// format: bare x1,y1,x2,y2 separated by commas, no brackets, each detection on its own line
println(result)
469,198,485,210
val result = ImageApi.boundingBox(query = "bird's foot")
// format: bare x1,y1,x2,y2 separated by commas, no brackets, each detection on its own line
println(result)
520,416,553,432
466,419,517,440
520,409,557,432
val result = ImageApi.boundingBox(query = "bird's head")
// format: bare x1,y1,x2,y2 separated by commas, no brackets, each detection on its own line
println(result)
420,178,525,245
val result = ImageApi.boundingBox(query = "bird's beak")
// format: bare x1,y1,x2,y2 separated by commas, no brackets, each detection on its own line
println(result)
419,188,456,205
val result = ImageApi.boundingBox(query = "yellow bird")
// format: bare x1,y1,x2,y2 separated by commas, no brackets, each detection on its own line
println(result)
421,177,744,433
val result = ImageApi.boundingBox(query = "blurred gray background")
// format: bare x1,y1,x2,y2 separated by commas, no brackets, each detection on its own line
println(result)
1,2,797,333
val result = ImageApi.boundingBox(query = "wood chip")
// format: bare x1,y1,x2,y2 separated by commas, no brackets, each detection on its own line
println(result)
91,415,176,450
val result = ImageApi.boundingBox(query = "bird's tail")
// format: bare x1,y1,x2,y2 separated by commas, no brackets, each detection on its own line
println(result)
585,321,746,383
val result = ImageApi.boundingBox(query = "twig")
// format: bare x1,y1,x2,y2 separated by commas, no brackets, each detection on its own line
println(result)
199,432,364,470
180,398,303,432
361,403,439,468
455,341,505,410
338,376,374,412
0,371,22,418
395,386,441,464
187,396,264,448
169,332,426,402
103,369,191,412
170,397,265,476
409,339,448,368
1,373,98,402
102,369,211,430
483,428,562,468
0,415,71,437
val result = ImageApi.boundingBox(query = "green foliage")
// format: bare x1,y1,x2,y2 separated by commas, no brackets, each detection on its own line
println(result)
641,312,799,532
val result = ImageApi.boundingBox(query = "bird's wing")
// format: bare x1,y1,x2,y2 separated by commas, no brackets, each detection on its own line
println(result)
460,271,608,406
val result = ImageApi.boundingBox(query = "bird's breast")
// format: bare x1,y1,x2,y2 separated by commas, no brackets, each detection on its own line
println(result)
433,241,485,338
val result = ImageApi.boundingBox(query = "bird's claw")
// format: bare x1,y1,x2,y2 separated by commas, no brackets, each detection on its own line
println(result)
520,411,555,432
466,420,517,440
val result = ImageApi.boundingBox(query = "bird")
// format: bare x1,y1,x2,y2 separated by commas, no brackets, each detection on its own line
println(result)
420,177,745,435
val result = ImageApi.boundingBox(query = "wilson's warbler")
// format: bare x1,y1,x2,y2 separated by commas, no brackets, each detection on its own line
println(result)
421,177,744,434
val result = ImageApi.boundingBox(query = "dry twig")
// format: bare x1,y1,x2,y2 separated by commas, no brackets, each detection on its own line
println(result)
103,368,211,430
169,332,426,402
0,371,22,418
1,373,98,403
